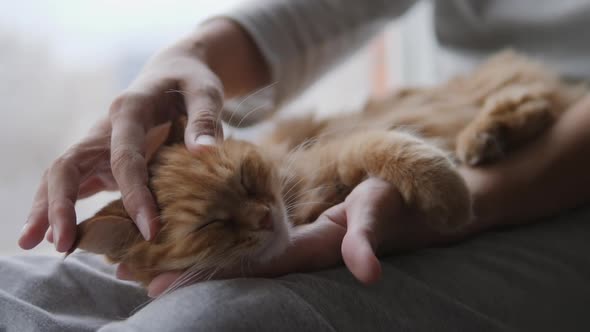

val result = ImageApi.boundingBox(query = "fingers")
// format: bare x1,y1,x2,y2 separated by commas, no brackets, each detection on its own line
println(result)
21,157,88,252
45,157,81,252
296,204,348,270
20,116,116,251
110,99,160,241
147,271,184,297
183,79,224,152
341,227,382,284
19,172,50,250
339,178,404,284
341,199,383,284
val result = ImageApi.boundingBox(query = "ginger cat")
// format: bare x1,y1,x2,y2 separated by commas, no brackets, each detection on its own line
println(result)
71,51,586,286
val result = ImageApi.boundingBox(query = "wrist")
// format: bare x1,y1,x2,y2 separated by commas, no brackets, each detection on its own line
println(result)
174,18,270,98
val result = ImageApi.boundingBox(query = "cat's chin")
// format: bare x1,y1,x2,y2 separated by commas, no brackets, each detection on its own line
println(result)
252,202,291,262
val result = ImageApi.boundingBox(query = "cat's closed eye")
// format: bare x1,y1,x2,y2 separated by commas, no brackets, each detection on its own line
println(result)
195,219,228,232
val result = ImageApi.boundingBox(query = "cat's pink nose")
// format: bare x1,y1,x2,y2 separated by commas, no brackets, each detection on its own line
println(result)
258,212,274,231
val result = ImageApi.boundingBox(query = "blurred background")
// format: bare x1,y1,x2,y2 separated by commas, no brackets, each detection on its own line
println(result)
0,0,435,255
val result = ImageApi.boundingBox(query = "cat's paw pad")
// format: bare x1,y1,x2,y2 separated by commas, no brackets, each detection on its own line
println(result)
456,128,506,166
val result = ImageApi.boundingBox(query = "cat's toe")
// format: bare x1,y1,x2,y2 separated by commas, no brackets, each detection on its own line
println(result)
457,130,506,166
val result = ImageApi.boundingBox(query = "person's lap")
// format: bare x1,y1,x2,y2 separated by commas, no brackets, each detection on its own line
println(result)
2,206,589,332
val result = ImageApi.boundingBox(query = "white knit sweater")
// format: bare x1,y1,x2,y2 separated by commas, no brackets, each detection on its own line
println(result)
223,0,590,115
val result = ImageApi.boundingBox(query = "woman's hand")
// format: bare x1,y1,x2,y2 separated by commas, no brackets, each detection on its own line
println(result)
19,19,270,252
20,50,223,252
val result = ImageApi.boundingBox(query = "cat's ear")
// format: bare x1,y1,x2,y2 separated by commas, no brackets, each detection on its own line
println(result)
144,117,189,160
68,207,142,259
145,122,172,162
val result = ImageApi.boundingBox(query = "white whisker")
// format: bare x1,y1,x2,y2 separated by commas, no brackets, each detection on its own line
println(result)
227,82,278,127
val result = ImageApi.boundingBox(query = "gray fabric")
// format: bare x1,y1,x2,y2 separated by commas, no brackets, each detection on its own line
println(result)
1,206,589,331
0,254,148,331
224,0,590,111
434,1,590,81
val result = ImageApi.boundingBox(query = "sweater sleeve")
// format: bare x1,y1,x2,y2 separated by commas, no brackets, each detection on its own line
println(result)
220,0,416,123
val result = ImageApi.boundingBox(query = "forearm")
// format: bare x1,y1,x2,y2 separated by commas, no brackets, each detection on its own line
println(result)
171,19,271,98
222,0,416,106
461,95,590,230
399,97,590,249
157,0,416,127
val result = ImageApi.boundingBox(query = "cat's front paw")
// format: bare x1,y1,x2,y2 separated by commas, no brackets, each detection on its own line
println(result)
456,126,506,166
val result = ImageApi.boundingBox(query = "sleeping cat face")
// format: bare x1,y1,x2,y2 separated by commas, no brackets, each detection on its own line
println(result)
74,139,291,282
151,140,291,266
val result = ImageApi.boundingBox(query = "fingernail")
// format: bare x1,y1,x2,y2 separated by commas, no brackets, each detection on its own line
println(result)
136,211,151,240
147,287,157,298
53,224,60,250
195,135,216,146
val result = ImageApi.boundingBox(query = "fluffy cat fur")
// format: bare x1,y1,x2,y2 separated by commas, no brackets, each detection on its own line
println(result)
71,51,587,285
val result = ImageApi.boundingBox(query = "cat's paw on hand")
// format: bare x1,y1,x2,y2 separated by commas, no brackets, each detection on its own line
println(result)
456,126,507,166
456,85,557,166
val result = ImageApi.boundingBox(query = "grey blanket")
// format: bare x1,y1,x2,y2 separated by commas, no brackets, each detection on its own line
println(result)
1,206,589,331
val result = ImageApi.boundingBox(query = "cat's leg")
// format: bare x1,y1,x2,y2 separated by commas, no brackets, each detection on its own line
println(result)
456,84,559,166
328,131,471,232
262,115,327,151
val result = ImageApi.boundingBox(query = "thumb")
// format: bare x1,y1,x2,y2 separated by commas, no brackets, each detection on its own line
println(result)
184,88,224,152
339,177,405,284
341,203,383,285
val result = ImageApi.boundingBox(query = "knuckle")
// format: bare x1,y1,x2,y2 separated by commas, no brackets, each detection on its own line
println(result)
61,144,83,161
192,109,217,123
189,111,219,134
50,156,75,174
50,141,90,172
31,191,48,210
110,145,144,174
48,198,74,219
109,92,153,120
